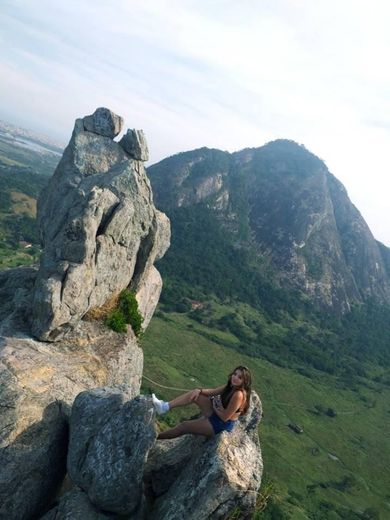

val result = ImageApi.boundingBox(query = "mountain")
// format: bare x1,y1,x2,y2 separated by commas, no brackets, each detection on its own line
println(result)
146,141,390,374
148,140,390,313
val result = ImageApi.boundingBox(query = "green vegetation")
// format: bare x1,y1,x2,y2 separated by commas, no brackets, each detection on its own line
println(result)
157,204,301,318
105,308,127,333
1,135,389,517
156,203,390,377
141,311,390,519
106,290,144,336
0,166,45,268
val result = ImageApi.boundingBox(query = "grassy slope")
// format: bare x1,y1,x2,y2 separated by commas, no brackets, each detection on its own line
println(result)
141,311,390,519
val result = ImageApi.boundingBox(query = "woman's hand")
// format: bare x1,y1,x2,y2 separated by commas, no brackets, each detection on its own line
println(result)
189,388,201,402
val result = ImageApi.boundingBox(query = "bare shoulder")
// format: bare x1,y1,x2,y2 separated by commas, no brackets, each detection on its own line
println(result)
233,389,245,402
236,389,247,406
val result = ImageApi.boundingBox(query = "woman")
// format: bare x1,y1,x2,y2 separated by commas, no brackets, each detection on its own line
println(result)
152,366,252,439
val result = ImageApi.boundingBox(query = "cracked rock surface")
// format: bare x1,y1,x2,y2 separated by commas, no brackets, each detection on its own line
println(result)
0,109,169,519
32,108,170,341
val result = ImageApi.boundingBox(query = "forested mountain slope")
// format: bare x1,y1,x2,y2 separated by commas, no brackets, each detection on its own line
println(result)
147,141,390,372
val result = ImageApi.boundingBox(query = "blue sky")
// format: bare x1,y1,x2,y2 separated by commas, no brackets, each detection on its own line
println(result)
1,0,389,245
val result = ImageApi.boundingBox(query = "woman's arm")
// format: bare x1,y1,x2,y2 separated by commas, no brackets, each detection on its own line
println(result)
212,390,244,421
188,384,226,402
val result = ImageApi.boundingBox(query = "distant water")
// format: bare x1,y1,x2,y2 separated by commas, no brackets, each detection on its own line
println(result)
0,131,62,156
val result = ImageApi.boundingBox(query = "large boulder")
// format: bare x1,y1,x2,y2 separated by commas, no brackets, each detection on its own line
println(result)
83,107,123,138
41,489,114,520
119,129,149,161
67,391,156,516
0,401,68,520
146,391,263,519
31,109,170,341
144,436,206,499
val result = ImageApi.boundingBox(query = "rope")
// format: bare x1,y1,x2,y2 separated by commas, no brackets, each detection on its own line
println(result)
143,375,357,416
142,374,193,392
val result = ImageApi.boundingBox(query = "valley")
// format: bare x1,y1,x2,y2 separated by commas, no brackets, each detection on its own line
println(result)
1,127,389,519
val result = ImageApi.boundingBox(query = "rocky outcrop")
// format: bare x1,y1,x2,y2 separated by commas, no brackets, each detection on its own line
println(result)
0,109,264,520
0,284,143,520
44,390,263,520
0,109,170,519
32,107,170,341
67,391,156,516
146,391,263,520
83,107,123,139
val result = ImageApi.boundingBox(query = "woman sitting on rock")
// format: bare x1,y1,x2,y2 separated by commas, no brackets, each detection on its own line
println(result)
152,365,251,439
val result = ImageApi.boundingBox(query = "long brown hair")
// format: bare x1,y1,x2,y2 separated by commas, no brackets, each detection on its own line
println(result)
220,365,252,415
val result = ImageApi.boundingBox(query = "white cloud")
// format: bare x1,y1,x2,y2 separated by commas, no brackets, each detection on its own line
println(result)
0,0,389,245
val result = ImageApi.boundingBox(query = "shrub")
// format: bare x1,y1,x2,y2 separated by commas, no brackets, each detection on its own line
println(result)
105,308,127,333
326,407,337,417
105,290,144,336
119,290,144,336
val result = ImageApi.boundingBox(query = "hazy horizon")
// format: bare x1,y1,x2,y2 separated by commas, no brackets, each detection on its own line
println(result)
1,0,389,245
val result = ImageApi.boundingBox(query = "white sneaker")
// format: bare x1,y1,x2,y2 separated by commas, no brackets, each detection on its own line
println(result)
152,393,169,415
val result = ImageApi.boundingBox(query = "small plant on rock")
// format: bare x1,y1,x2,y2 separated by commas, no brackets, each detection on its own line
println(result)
105,290,144,336
105,308,127,333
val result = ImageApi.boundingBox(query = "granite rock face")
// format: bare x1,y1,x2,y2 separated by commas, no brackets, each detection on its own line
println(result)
0,109,169,519
0,271,143,520
68,391,156,516
0,400,68,520
146,391,263,520
31,108,170,341
119,128,149,161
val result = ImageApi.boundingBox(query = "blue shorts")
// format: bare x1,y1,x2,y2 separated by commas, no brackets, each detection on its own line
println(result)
208,412,235,434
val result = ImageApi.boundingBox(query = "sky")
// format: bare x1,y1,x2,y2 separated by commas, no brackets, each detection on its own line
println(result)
1,0,389,245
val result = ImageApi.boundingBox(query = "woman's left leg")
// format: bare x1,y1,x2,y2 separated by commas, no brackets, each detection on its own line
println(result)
158,416,214,440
